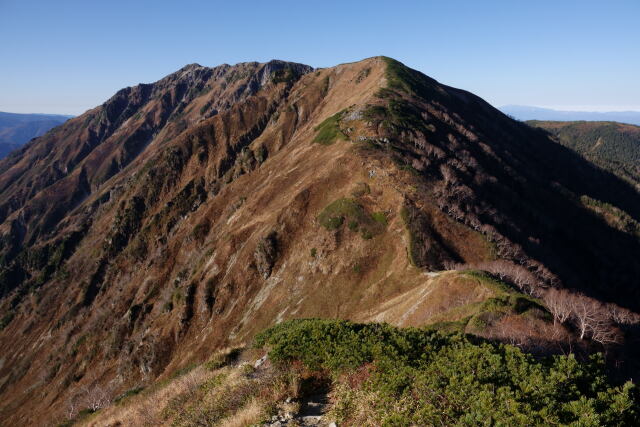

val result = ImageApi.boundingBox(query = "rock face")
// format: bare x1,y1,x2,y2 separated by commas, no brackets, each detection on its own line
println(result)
0,57,639,425
254,232,278,279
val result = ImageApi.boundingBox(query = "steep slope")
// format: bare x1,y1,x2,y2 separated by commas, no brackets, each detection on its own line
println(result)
0,57,639,425
528,120,640,190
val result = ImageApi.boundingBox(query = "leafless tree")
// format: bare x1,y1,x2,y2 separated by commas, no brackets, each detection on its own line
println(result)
80,381,113,412
543,288,573,325
66,398,79,420
606,303,640,325
67,374,116,417
571,294,601,340
569,293,621,345
590,319,622,345
450,260,541,296
442,260,459,270
439,164,457,184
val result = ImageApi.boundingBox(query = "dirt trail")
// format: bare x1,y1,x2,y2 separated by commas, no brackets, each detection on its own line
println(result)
263,389,334,427
296,391,332,426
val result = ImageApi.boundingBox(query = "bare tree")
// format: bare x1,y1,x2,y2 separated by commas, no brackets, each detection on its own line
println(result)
572,294,601,340
590,319,622,345
450,260,541,296
66,398,79,420
80,382,113,411
67,374,116,417
439,164,457,184
606,303,640,325
543,288,573,325
570,293,621,345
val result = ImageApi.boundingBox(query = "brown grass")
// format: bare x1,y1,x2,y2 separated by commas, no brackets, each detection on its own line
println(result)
80,347,302,427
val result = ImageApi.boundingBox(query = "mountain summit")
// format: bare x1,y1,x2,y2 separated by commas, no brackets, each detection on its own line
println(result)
1,57,639,424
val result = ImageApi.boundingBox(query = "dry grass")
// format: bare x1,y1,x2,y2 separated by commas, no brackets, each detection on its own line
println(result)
79,347,300,427
81,366,214,426
217,398,264,427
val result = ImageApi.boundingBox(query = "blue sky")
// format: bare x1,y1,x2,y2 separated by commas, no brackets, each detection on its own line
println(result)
1,0,639,115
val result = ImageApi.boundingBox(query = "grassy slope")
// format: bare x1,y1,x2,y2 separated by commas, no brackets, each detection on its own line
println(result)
361,270,568,353
73,347,290,427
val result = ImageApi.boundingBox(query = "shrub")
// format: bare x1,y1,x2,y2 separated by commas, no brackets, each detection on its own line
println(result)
271,67,295,84
191,220,211,241
204,347,242,371
313,111,347,145
114,386,144,404
355,67,371,84
256,319,639,426
371,212,387,225
317,198,386,239
254,232,278,279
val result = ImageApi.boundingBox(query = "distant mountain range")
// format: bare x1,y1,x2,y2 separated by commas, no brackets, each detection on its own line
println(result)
0,111,73,158
500,105,640,126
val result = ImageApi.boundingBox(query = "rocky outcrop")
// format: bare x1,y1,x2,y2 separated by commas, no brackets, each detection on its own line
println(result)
254,232,278,279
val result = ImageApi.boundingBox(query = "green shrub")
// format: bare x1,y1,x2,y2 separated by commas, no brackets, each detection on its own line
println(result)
318,199,359,230
580,195,640,237
355,67,371,84
371,212,387,225
321,76,330,97
191,220,211,241
313,111,347,145
317,198,386,239
271,67,296,84
171,363,198,379
256,319,639,426
204,347,242,371
114,386,144,404
199,101,212,115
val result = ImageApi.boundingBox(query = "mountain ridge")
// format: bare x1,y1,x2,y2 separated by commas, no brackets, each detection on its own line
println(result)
1,57,639,425
500,104,640,125
527,120,640,190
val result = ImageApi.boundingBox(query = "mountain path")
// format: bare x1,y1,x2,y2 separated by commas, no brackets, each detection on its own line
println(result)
263,389,334,427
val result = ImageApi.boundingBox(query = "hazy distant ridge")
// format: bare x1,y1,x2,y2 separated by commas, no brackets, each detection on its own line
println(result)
500,105,640,126
0,111,73,158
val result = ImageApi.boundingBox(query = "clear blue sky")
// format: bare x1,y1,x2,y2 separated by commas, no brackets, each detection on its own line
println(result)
1,0,639,115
